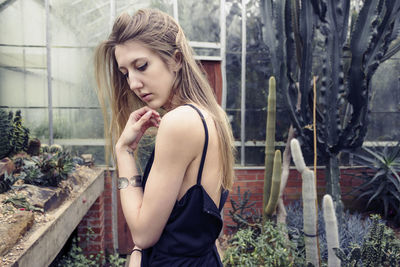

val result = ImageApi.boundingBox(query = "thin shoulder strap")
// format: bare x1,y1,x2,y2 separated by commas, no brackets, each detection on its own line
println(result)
184,104,209,185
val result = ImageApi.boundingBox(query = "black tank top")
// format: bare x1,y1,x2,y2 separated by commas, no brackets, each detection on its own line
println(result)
140,104,229,266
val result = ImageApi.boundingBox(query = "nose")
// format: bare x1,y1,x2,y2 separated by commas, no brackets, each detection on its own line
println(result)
128,73,143,91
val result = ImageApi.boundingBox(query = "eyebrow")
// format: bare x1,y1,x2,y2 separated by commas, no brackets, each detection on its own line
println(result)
118,57,147,71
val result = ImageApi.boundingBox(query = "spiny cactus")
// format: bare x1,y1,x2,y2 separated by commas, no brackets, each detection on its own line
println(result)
334,214,400,266
0,110,30,159
49,144,63,154
323,194,341,267
263,76,282,219
291,138,319,266
261,0,400,226
263,76,282,220
264,150,282,215
11,110,30,155
0,110,13,159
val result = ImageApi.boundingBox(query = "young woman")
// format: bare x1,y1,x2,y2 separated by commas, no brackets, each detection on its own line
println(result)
94,9,235,266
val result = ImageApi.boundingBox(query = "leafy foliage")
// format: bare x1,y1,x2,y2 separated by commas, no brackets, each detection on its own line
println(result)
223,221,304,267
56,229,126,267
334,214,400,267
348,142,400,223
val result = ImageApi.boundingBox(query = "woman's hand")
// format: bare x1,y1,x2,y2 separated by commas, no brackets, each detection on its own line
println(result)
116,107,161,152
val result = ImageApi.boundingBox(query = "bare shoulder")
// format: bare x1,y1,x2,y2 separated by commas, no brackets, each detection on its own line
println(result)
158,105,204,138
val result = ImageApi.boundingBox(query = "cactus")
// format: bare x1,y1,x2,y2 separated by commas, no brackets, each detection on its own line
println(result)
49,144,63,154
0,110,30,159
261,0,400,225
0,110,13,159
263,76,282,219
334,214,400,266
264,150,282,215
291,138,319,266
323,194,341,267
10,110,30,155
27,138,41,156
40,144,50,154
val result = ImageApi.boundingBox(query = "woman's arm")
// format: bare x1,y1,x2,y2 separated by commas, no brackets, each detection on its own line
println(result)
116,106,202,248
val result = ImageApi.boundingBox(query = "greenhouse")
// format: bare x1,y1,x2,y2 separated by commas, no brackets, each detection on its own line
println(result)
0,0,399,266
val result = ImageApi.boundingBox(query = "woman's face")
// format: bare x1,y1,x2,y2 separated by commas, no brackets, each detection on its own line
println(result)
115,40,177,110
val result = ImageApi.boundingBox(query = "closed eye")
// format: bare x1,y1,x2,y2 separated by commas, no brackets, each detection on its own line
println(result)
137,62,148,72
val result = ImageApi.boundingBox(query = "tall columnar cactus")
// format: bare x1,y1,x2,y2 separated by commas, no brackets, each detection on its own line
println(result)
0,110,30,159
323,194,341,267
261,0,400,224
264,150,282,215
0,110,13,159
290,138,319,266
263,76,282,219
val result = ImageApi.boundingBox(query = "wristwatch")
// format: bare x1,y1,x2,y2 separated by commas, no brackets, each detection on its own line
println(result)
117,175,142,189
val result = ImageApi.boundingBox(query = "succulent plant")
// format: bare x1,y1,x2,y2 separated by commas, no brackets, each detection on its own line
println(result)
263,76,282,219
261,0,400,225
291,138,320,266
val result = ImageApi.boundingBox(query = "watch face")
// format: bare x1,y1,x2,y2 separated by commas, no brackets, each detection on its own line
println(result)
118,177,129,189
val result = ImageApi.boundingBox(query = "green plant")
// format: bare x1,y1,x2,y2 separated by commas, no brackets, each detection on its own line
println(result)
2,193,43,212
0,110,13,159
57,237,105,267
57,228,126,267
334,214,400,267
348,143,400,223
263,76,282,219
228,186,262,233
107,253,127,267
4,150,76,190
290,138,320,266
0,110,30,160
261,0,400,225
223,221,303,267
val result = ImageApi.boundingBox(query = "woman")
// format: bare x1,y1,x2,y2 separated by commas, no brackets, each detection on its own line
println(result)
94,9,235,266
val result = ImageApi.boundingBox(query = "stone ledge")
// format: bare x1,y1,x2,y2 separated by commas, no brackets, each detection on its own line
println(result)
6,167,104,267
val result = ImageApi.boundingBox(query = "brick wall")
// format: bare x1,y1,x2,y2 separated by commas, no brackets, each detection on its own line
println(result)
77,171,114,256
223,167,364,234
77,166,364,255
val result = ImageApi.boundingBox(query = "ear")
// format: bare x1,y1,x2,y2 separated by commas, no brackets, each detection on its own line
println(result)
172,50,182,71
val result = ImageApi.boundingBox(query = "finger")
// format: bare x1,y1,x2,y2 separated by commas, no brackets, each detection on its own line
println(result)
150,118,159,127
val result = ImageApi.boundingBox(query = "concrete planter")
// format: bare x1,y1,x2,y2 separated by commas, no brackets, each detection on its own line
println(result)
6,167,104,267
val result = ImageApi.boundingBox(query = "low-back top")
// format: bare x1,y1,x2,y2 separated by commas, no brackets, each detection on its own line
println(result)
140,104,229,267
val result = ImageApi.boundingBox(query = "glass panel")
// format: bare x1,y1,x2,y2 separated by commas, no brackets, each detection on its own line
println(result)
366,112,400,141
116,0,174,17
0,55,47,108
64,145,106,165
370,57,400,113
0,107,49,140
51,47,98,108
50,0,110,47
178,0,220,43
0,0,46,46
51,108,104,139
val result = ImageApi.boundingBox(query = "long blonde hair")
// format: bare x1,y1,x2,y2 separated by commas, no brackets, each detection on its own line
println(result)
94,9,235,190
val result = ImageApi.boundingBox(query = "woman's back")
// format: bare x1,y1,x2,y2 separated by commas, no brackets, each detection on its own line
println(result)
140,104,228,266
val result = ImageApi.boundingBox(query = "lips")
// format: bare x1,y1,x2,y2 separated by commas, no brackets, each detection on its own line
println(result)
140,93,152,101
